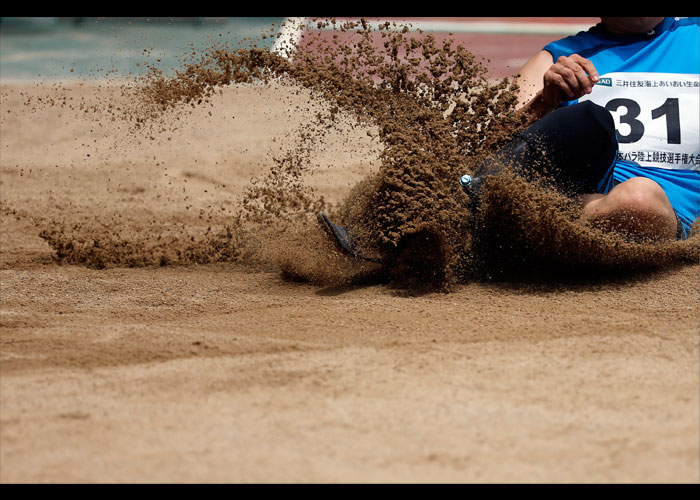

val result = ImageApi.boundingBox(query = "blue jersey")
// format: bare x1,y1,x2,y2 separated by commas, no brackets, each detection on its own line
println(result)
544,17,700,237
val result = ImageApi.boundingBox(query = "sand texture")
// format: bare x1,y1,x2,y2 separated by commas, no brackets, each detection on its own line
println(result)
1,21,699,483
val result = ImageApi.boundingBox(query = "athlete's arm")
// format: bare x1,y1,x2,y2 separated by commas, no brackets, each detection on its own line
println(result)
515,50,600,122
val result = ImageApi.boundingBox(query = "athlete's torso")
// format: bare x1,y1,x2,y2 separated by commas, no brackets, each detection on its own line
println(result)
544,17,700,172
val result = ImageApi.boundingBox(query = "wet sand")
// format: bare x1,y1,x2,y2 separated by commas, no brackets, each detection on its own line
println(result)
1,21,699,482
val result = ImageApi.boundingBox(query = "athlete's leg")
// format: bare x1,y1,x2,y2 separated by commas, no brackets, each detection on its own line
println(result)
464,101,682,241
462,100,618,207
580,176,678,241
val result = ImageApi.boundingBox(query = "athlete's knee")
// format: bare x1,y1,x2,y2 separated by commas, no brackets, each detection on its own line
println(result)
582,177,677,239
604,177,673,219
570,101,618,167
578,100,616,136
516,101,618,194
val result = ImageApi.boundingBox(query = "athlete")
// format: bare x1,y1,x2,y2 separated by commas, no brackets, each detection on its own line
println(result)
319,17,699,262
479,16,699,242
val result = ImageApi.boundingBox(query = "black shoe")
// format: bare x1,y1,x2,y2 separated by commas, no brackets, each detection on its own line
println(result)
316,211,383,263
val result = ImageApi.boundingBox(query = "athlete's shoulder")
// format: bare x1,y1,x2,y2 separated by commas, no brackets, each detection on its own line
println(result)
658,17,699,39
666,16,699,29
544,17,699,61
660,17,699,67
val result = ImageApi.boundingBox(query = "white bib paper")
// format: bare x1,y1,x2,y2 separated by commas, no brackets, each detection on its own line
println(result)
580,72,700,171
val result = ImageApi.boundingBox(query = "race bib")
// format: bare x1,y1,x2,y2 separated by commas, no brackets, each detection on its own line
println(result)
580,72,700,171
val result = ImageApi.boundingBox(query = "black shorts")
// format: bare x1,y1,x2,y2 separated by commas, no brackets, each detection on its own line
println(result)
517,100,619,196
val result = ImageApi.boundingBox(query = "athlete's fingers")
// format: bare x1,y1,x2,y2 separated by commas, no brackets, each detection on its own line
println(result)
568,54,599,84
544,65,582,100
545,55,598,100
554,56,594,96
543,70,574,100
567,54,599,95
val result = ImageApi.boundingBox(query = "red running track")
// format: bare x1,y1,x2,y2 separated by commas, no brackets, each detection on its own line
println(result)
295,17,600,80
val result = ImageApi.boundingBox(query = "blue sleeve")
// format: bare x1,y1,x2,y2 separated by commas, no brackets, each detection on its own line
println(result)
543,30,599,61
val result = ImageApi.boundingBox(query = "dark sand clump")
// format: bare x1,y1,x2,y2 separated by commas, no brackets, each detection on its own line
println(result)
28,18,699,289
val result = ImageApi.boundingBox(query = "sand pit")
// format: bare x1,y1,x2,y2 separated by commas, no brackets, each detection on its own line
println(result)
1,20,699,483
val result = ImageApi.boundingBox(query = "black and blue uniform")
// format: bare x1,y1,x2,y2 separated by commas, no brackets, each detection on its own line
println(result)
544,17,699,239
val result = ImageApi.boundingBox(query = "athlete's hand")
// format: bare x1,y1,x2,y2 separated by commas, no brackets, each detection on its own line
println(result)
541,54,600,109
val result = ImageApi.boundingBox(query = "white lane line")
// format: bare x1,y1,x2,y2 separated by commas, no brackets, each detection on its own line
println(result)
310,19,592,36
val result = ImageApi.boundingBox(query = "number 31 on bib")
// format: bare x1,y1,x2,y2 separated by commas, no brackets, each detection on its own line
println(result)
580,72,700,171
